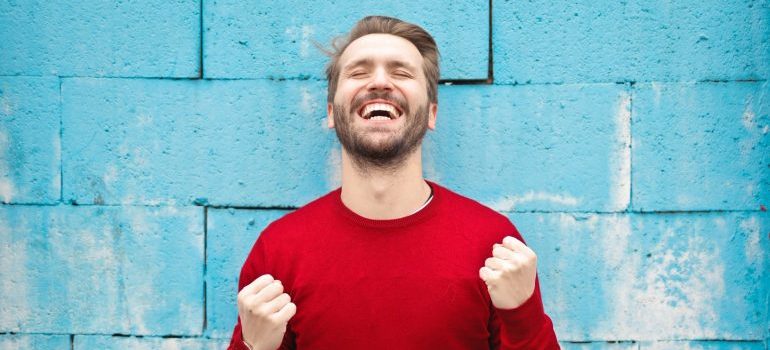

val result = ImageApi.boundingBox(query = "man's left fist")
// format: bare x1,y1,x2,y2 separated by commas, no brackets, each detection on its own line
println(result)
479,235,538,310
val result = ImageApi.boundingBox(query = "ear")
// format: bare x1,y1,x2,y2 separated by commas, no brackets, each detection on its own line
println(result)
327,102,335,128
427,102,438,130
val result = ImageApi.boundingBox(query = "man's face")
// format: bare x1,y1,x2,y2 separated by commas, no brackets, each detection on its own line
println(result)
328,33,437,170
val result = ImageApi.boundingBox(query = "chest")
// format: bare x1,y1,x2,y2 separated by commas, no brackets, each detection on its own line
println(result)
280,231,493,348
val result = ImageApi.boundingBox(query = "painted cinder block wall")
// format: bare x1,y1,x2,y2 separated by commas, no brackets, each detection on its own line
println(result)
1,0,768,349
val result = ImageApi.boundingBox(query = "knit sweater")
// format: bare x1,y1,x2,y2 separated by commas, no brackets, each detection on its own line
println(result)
228,181,559,349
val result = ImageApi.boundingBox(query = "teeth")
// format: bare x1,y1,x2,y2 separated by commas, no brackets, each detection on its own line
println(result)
370,116,391,121
361,103,399,119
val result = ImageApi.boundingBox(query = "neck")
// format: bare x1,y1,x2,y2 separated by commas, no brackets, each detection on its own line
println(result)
340,147,431,220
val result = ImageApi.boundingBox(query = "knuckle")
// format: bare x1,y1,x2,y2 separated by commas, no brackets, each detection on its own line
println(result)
256,304,272,316
504,261,519,273
267,313,285,325
237,293,253,307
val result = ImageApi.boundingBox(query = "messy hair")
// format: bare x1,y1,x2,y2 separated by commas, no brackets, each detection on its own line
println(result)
322,16,440,103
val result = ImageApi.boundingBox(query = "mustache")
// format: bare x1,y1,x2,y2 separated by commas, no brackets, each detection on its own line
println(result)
349,91,409,116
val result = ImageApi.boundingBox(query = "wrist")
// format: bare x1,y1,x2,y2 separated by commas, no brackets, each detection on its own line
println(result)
240,331,255,350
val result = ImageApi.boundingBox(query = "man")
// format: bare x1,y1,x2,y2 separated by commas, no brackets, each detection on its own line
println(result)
228,16,559,350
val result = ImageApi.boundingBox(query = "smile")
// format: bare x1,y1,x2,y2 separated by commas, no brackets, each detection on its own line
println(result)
356,99,403,121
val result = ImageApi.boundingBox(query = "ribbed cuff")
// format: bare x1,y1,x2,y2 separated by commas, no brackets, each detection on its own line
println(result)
494,290,547,339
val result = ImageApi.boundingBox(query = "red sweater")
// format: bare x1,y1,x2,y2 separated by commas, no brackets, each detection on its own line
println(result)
228,181,559,349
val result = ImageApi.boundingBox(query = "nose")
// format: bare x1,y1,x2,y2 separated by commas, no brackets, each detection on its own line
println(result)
366,67,393,92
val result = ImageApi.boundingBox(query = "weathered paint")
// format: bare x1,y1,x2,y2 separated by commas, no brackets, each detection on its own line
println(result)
0,76,60,204
74,335,228,350
509,212,769,340
494,0,770,84
639,341,766,349
1,1,768,349
0,1,200,77
205,208,289,338
61,78,335,207
204,0,488,80
632,81,769,211
0,334,70,350
0,205,204,335
560,342,639,350
428,84,629,212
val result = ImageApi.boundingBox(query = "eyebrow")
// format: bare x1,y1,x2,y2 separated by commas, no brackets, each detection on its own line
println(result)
342,58,418,73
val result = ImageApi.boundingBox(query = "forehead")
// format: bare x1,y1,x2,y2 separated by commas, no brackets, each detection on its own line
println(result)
339,33,424,71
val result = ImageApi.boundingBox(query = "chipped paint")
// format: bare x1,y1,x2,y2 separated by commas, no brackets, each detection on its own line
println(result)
300,85,318,115
103,164,118,187
0,224,31,331
609,91,631,211
2,2,768,347
742,104,755,130
598,218,726,339
0,130,14,203
136,113,154,127
740,216,763,266
285,25,316,58
651,81,662,106
0,92,13,116
491,191,581,212
52,134,61,197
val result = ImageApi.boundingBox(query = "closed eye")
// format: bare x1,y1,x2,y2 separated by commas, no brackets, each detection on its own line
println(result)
348,71,368,78
393,70,413,78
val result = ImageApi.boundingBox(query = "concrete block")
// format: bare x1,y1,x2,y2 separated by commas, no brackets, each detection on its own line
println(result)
639,341,766,349
61,78,334,206
74,335,228,350
632,82,769,211
0,1,200,77
507,212,769,340
426,84,631,212
0,76,60,204
560,342,639,350
494,0,770,84
0,334,70,350
204,0,488,80
0,205,204,335
205,208,290,338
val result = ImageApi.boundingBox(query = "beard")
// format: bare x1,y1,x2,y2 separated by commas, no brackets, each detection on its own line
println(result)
332,91,430,173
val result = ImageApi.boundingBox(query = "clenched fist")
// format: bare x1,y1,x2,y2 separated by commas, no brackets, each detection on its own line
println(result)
478,236,538,310
237,274,297,350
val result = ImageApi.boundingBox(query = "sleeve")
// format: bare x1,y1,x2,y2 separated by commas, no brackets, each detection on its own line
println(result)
487,219,560,350
488,277,559,349
227,231,296,350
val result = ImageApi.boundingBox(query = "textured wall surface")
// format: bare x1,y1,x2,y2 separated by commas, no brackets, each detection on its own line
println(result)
1,0,768,349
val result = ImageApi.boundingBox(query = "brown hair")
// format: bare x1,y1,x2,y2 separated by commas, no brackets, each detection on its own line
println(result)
323,16,440,103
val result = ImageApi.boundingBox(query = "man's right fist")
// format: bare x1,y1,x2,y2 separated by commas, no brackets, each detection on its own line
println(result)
237,274,297,350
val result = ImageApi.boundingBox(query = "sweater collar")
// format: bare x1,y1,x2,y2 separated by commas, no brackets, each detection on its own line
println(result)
333,180,443,229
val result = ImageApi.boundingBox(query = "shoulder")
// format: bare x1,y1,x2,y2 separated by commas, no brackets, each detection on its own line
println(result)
436,182,512,225
257,188,339,242
433,182,524,243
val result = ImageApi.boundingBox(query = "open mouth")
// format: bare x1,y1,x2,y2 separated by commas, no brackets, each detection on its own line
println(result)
356,100,403,121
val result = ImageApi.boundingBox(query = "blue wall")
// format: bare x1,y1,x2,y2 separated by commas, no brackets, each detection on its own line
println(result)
1,1,768,349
